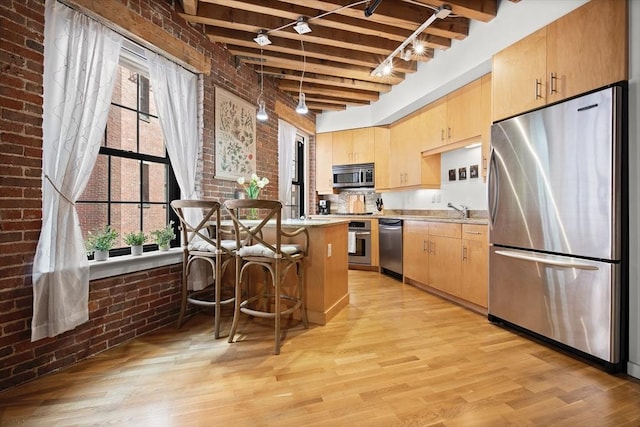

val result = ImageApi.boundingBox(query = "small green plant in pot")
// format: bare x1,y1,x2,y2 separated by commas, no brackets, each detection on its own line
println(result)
124,231,147,256
85,225,119,261
151,221,176,251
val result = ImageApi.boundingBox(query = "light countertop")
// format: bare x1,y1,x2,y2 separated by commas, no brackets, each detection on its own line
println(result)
311,214,488,225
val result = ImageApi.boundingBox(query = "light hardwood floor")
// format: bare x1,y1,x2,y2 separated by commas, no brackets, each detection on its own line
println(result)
2,270,639,426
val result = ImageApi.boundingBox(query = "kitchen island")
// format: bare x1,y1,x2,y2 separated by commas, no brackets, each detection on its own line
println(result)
222,218,350,325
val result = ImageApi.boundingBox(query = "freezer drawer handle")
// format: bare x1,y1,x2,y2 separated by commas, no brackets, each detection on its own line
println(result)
495,250,599,270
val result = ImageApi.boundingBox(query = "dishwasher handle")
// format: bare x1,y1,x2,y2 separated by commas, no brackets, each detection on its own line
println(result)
379,219,402,229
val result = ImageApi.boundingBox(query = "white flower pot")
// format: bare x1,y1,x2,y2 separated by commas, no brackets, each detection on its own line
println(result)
158,244,169,251
131,245,143,256
94,250,109,261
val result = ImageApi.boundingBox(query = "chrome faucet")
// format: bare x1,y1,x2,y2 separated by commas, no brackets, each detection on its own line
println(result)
447,202,469,219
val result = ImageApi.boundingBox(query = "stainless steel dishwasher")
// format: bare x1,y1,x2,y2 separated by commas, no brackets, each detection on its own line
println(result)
379,218,402,279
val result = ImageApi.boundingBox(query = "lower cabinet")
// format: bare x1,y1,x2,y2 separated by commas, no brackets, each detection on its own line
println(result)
403,220,488,311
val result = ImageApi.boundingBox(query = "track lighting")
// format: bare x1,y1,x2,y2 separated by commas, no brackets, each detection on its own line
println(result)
293,17,311,34
401,49,412,61
413,39,425,55
253,30,271,46
371,4,452,77
257,100,268,121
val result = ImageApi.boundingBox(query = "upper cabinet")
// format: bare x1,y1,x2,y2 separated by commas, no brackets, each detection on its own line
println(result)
492,0,628,122
332,128,375,165
315,133,334,195
374,127,390,191
389,115,440,189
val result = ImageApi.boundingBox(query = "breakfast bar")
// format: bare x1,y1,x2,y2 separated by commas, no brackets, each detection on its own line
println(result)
222,218,351,325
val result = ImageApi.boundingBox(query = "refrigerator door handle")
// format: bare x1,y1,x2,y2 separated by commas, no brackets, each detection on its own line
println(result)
495,250,599,270
488,146,499,225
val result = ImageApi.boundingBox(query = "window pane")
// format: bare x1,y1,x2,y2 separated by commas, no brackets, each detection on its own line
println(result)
110,157,141,202
116,203,143,247
79,155,108,202
144,204,168,237
106,105,137,152
147,162,168,203
111,65,138,110
77,203,108,241
139,115,165,157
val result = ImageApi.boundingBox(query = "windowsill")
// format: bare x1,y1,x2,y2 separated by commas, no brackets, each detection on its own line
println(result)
89,247,182,281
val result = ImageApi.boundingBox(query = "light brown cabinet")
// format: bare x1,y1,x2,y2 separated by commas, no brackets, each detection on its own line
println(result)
315,132,334,194
480,73,492,179
492,0,627,122
373,127,390,191
460,224,488,308
332,128,375,165
403,220,488,311
389,115,440,189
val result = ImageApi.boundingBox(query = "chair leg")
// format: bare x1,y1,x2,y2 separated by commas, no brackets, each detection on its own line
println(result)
177,259,188,328
274,259,281,355
227,255,242,343
213,256,221,339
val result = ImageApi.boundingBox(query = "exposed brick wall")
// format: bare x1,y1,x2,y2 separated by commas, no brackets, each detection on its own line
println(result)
0,0,315,392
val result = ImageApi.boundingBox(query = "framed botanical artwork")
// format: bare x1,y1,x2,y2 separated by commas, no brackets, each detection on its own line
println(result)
214,86,256,181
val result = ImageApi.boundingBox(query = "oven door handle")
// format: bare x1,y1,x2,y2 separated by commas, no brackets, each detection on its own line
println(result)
354,231,371,236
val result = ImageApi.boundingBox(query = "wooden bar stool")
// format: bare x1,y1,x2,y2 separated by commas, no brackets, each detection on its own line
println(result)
224,199,309,354
170,200,236,338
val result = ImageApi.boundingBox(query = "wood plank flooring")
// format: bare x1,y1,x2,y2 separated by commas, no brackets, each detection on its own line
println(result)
1,270,639,426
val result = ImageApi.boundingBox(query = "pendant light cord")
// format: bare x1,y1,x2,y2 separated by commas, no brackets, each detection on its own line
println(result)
259,47,264,102
299,39,305,95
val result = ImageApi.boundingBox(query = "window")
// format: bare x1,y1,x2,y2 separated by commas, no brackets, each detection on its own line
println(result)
287,134,305,218
77,57,179,257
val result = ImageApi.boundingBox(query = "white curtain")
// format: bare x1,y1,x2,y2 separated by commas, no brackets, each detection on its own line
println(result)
278,119,297,219
32,0,123,341
146,52,206,289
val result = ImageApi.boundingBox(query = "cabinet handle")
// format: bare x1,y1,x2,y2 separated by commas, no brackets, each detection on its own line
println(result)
535,78,542,99
464,231,481,235
440,129,445,142
462,246,468,261
447,127,451,139
550,72,557,94
423,239,428,252
430,241,435,255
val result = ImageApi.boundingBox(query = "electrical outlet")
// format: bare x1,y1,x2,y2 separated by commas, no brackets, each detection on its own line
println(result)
431,194,436,203
327,243,332,257
436,193,441,203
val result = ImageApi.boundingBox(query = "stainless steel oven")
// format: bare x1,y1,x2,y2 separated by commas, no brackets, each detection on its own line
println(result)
348,220,371,265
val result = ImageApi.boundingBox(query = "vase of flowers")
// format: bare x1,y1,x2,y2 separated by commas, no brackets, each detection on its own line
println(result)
124,231,147,256
151,221,176,251
85,225,119,261
237,174,269,219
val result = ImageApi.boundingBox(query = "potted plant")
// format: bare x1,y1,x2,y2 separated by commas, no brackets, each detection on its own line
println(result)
85,225,119,261
124,231,147,256
151,221,176,251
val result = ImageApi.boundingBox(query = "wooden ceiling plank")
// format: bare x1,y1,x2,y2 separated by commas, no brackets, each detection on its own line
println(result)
276,80,380,101
178,0,198,15
262,67,392,93
67,0,211,74
410,0,498,23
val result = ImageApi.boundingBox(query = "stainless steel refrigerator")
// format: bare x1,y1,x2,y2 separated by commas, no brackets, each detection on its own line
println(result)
488,84,626,371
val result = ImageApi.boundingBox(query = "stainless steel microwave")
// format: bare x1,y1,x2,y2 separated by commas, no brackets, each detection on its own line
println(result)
332,163,374,189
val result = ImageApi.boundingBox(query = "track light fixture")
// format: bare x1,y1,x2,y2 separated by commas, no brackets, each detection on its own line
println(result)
253,30,271,46
256,47,268,121
293,17,312,34
364,0,384,17
371,4,452,77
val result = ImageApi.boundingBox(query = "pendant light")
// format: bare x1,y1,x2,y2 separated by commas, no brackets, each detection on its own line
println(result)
296,39,308,115
256,47,268,121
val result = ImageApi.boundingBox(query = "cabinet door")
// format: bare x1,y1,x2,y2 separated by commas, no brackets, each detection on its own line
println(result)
480,73,492,180
315,133,334,194
352,127,375,164
403,222,429,284
446,79,482,144
388,125,405,188
546,0,627,104
428,235,461,297
332,130,353,165
421,98,447,151
374,127,390,191
461,224,488,308
492,27,547,122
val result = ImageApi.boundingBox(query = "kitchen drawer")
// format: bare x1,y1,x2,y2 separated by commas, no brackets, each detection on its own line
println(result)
462,224,487,242
429,222,461,238
404,220,429,235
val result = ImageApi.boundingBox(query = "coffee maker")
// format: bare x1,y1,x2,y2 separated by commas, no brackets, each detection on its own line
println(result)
318,199,330,215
